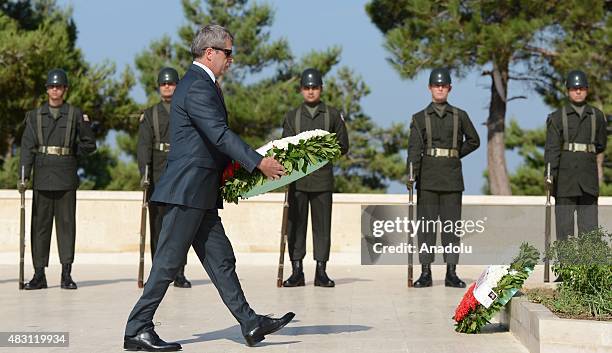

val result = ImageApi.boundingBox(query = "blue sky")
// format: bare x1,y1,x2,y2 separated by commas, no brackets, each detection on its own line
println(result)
58,0,552,194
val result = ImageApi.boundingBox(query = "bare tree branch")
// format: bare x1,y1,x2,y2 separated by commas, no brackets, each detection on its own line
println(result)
524,45,558,57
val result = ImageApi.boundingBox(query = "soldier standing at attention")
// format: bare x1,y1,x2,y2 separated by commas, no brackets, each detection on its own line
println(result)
281,68,349,288
137,67,191,288
19,69,97,290
407,68,480,288
544,70,607,245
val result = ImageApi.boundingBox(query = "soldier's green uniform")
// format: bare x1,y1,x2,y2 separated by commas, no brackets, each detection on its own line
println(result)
19,69,97,290
407,68,480,288
281,68,349,288
544,70,607,241
137,67,191,288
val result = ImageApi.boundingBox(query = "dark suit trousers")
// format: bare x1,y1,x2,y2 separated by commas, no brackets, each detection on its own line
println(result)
554,193,598,241
148,201,186,276
416,189,462,265
287,189,332,262
125,205,259,337
148,201,165,258
31,189,76,267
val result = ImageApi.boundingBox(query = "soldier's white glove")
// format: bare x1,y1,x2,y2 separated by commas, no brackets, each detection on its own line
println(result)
140,175,150,190
17,181,26,194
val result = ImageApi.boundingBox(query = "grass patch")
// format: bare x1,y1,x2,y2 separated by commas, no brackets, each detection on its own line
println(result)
526,287,612,321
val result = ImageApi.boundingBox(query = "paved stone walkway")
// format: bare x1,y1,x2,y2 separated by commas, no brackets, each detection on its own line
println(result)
0,262,534,353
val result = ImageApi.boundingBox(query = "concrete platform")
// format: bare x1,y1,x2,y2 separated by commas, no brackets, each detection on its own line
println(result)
0,261,533,353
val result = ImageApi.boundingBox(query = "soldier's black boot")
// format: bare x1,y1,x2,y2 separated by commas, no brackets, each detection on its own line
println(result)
413,264,432,288
173,266,192,288
60,264,77,290
282,260,305,287
314,261,335,287
445,264,466,288
24,267,47,290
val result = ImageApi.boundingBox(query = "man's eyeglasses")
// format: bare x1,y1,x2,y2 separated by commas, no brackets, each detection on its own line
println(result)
209,47,233,58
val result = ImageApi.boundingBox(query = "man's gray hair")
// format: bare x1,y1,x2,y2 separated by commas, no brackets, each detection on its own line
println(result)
191,24,234,59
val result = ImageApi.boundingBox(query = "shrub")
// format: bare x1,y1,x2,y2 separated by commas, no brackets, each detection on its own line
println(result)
544,228,612,318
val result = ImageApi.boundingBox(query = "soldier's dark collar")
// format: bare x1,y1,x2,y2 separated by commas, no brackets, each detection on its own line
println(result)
59,102,69,115
302,101,326,110
316,101,327,113
40,102,69,116
426,102,451,115
565,102,591,115
301,101,326,116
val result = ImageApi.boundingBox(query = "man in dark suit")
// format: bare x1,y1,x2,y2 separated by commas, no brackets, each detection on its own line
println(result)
124,25,295,352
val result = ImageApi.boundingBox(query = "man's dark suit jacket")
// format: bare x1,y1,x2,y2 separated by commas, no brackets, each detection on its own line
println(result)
151,64,263,209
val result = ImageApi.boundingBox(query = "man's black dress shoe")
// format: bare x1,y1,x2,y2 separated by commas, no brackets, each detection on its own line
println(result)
124,328,182,352
243,312,295,347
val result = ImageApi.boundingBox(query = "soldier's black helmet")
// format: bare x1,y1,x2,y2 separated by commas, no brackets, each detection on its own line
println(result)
300,68,323,88
46,69,68,87
429,68,452,85
565,70,588,89
157,67,180,85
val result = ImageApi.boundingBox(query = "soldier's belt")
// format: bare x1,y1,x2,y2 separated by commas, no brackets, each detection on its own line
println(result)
155,143,170,152
425,148,459,158
37,146,73,156
562,143,596,153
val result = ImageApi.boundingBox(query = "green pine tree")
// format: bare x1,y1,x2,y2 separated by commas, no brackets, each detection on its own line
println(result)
0,0,140,189
365,0,610,195
504,1,611,196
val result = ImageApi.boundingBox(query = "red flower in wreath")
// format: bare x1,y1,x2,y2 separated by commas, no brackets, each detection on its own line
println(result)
453,282,479,322
221,161,242,185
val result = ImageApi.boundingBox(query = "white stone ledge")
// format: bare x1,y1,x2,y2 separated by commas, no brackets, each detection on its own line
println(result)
1,190,610,253
501,296,612,353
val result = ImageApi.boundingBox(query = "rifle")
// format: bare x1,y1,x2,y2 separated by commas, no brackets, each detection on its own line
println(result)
19,166,26,290
138,165,150,288
544,163,552,283
407,162,415,288
277,190,290,287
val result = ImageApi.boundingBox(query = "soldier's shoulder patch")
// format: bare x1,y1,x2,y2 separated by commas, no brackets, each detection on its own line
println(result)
82,114,90,122
139,114,145,122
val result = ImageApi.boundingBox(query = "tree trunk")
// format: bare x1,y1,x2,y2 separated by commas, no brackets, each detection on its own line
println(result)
2,134,14,160
487,62,512,195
